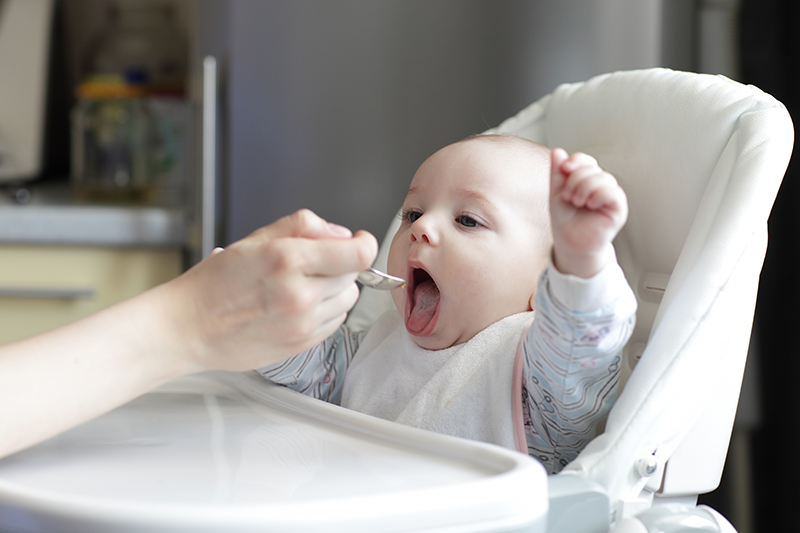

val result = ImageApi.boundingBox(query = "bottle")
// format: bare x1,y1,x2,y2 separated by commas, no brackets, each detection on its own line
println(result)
71,1,188,203
85,2,187,95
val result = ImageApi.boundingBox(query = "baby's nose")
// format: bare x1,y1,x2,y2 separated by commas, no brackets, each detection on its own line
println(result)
411,217,438,245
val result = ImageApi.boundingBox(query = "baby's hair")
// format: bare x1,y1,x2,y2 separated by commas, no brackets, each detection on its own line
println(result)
459,132,554,272
459,133,552,165
460,131,542,148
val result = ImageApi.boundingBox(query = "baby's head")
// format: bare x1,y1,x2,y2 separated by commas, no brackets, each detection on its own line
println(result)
387,134,553,350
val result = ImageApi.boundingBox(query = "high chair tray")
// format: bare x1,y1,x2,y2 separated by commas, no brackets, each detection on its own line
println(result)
0,371,547,532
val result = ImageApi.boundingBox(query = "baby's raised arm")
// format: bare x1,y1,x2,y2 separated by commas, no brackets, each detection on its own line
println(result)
549,148,628,278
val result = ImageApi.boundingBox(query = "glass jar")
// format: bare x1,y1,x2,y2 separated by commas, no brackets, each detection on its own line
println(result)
71,76,157,203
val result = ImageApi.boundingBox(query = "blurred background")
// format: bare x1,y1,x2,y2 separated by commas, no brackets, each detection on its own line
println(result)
0,0,796,531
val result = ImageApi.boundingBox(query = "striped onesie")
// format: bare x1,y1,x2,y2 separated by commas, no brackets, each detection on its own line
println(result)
259,258,636,474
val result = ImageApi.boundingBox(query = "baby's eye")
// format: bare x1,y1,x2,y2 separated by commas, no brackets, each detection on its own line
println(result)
401,209,422,223
457,214,479,228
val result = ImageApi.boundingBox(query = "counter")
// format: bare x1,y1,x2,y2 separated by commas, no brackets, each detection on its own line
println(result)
0,183,186,247
0,182,187,343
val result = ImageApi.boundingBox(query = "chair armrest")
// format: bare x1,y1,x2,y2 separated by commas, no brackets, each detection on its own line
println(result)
548,474,610,533
611,504,737,533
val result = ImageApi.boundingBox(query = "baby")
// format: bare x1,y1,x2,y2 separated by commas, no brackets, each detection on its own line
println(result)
260,134,636,474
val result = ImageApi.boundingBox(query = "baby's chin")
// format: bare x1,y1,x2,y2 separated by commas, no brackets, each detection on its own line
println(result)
407,327,475,351
409,335,449,351
406,308,530,351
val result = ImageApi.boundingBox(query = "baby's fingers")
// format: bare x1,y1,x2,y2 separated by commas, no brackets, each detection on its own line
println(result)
585,183,628,217
549,147,570,195
559,152,599,176
561,167,618,207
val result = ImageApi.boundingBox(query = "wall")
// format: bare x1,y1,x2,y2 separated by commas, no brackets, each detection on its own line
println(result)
60,0,716,245
194,0,666,244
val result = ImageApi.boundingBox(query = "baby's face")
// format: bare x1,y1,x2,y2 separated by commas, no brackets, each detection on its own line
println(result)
387,137,551,350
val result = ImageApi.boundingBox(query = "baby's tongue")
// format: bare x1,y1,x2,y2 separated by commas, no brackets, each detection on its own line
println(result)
407,279,440,333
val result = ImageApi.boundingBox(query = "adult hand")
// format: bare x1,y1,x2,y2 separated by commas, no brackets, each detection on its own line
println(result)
0,209,376,459
166,209,378,372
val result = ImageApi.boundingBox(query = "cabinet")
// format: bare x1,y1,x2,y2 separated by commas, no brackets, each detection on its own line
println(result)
0,245,181,344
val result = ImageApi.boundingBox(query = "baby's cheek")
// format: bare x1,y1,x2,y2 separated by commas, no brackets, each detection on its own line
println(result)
390,289,405,315
386,237,404,278
471,275,529,319
385,242,405,314
458,278,495,311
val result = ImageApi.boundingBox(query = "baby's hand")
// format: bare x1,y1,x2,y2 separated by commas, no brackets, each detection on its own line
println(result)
549,148,628,278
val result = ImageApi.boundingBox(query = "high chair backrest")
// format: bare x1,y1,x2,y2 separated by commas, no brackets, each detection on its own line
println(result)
347,68,793,521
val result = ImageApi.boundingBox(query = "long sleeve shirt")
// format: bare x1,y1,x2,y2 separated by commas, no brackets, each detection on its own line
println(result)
259,259,636,474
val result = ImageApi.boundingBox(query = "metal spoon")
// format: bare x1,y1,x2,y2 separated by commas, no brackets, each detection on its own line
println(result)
357,268,406,290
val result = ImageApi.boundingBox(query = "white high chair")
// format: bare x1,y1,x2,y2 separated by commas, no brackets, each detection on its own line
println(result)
348,67,794,532
0,68,791,533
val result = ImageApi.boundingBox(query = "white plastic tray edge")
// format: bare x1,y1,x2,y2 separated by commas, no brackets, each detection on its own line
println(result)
0,371,549,533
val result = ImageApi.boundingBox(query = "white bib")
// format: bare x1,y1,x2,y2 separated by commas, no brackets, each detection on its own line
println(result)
341,310,534,451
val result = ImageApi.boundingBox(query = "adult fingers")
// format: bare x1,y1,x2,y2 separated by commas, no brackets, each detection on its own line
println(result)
306,312,350,351
263,230,378,277
308,269,360,301
281,284,359,353
315,281,362,327
305,230,378,276
247,209,353,244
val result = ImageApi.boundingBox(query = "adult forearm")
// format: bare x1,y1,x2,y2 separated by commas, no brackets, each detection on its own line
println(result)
0,284,191,459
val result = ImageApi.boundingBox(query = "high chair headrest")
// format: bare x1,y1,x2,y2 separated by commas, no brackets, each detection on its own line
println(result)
487,68,792,507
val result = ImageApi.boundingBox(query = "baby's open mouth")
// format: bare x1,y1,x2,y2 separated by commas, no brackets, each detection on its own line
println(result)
406,267,441,335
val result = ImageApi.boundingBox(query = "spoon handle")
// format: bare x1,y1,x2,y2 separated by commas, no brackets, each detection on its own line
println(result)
357,268,406,290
